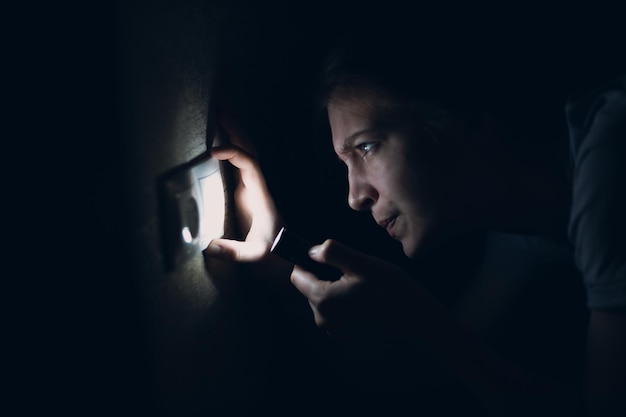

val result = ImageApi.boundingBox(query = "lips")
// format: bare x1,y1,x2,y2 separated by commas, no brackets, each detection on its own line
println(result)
377,216,398,236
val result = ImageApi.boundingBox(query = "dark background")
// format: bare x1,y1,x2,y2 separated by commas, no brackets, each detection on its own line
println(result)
11,1,625,416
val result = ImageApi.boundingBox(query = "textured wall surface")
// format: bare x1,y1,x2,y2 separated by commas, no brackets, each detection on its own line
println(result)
115,1,257,415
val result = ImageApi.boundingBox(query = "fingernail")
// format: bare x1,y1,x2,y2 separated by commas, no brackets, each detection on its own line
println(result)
308,245,320,257
205,243,222,256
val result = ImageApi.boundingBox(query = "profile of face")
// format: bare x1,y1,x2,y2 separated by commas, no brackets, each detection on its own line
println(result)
327,89,469,258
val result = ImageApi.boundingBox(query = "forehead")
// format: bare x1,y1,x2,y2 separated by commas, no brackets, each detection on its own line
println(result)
328,100,369,134
327,92,384,144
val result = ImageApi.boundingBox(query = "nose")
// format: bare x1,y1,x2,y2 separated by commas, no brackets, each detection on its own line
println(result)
347,169,377,211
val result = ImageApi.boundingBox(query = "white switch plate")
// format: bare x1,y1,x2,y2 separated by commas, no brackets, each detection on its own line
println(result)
159,153,225,271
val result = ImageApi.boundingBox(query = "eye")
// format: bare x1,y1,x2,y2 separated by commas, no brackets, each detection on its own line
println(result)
355,142,378,157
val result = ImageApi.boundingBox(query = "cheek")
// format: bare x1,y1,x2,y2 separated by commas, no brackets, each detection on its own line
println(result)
368,158,407,201
392,155,445,222
386,156,428,201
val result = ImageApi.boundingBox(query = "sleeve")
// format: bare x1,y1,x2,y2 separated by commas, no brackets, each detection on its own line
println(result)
566,74,626,310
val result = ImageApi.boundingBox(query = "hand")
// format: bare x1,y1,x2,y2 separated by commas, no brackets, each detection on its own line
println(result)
290,239,441,344
205,112,283,262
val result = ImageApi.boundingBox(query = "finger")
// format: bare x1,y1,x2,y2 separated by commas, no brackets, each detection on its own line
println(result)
205,238,268,262
293,266,346,333
210,145,266,187
217,111,257,157
290,265,333,303
307,239,371,275
210,145,256,171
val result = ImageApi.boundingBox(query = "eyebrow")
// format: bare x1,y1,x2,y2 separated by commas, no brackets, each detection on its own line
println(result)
337,126,381,155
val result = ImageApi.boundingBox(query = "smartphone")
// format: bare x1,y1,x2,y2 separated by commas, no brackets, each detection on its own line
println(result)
270,227,342,281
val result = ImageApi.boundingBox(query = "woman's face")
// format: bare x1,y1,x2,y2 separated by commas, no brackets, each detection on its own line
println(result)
327,92,469,258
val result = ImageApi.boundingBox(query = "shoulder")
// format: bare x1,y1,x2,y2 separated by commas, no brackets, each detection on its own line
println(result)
565,74,626,143
566,73,626,311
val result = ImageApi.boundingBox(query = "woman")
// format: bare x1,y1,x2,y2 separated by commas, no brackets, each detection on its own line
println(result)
206,18,626,416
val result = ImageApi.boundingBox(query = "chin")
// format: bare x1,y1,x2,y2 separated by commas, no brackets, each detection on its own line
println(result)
400,236,422,259
400,224,443,259
403,246,418,259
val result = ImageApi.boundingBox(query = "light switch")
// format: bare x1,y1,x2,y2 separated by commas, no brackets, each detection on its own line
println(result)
158,154,225,271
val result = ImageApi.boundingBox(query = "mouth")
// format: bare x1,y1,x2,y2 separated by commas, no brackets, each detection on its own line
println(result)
378,216,398,236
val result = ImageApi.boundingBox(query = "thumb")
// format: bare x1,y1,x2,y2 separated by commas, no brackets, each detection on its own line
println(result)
307,239,371,275
216,110,257,157
205,238,268,262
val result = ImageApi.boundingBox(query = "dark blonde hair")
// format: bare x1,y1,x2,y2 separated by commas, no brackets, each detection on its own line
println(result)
316,15,571,170
316,17,496,137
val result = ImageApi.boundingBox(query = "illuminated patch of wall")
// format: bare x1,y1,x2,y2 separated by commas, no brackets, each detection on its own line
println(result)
158,147,226,271
115,1,268,415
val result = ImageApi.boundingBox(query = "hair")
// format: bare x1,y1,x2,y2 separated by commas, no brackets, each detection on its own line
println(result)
318,16,494,117
315,13,571,172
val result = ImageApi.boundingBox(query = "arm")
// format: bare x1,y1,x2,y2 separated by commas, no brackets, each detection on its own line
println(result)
420,295,584,417
584,309,626,417
566,74,626,417
291,239,586,417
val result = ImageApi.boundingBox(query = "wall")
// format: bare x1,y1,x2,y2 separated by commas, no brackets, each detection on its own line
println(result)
106,1,358,416
114,1,260,415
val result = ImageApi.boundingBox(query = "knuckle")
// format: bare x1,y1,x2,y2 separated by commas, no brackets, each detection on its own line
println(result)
306,283,329,308
316,295,335,316
312,305,331,331
322,238,337,249
313,314,326,329
234,248,243,262
317,239,337,262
